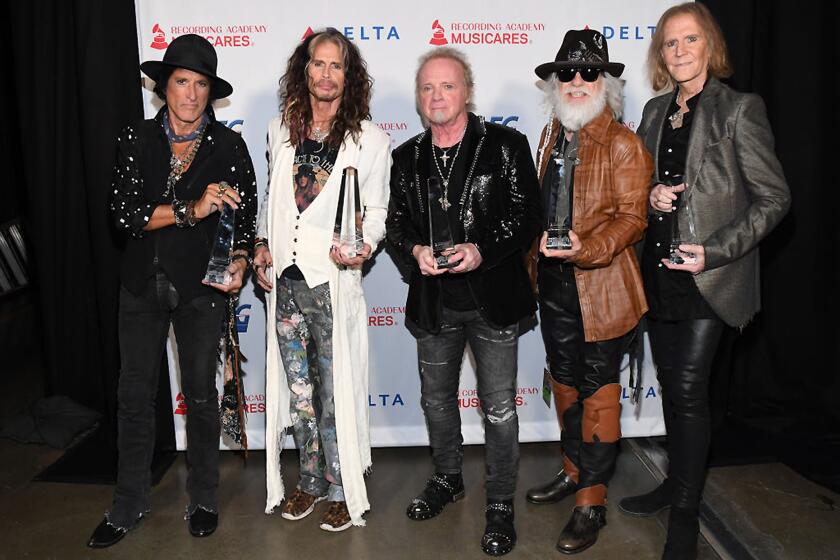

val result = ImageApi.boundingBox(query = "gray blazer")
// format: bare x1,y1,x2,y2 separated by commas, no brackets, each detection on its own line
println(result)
637,77,791,327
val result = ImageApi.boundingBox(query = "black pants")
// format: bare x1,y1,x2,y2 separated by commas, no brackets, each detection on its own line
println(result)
539,263,633,505
648,316,724,511
415,307,520,501
109,271,225,528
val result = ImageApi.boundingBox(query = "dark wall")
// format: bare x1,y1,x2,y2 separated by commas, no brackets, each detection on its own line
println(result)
699,0,836,420
6,0,144,435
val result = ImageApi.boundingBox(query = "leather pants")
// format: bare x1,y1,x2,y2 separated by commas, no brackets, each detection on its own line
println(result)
539,263,633,506
648,317,724,511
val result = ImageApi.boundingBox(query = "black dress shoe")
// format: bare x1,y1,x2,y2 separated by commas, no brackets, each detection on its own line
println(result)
481,500,516,556
618,479,672,517
87,517,129,548
662,507,699,560
406,473,464,520
556,505,607,555
188,508,218,537
526,469,578,504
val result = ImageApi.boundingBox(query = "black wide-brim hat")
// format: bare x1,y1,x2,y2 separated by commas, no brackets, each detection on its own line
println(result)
140,34,233,99
535,29,624,80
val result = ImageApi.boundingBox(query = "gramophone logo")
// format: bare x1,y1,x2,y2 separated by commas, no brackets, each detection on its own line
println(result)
150,23,168,50
174,392,188,415
429,20,448,46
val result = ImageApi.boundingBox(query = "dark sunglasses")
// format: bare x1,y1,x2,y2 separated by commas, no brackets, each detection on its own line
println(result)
556,67,601,83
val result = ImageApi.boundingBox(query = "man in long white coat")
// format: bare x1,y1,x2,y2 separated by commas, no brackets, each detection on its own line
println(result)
253,28,390,532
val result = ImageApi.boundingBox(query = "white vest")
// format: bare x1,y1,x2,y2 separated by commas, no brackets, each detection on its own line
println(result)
264,117,390,288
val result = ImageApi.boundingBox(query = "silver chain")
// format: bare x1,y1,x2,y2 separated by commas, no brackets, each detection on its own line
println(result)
431,122,468,210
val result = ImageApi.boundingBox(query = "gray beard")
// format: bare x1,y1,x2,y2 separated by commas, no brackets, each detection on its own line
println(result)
554,88,607,131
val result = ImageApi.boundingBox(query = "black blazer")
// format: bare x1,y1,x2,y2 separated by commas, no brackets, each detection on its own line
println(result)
386,113,541,333
111,108,258,302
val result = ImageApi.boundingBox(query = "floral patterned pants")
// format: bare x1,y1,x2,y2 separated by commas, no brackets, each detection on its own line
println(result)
275,275,343,501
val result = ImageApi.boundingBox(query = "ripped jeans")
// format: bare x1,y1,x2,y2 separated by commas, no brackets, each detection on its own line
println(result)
415,307,520,500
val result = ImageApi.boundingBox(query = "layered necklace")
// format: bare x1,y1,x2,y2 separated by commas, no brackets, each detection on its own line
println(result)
310,118,333,147
163,111,208,201
432,122,468,211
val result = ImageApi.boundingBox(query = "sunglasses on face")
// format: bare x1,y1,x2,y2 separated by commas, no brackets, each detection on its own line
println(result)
556,67,601,83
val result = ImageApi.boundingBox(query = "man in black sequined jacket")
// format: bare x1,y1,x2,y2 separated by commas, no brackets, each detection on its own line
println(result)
386,47,540,557
87,34,256,549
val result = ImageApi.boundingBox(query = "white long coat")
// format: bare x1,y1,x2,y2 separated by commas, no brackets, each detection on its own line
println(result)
262,118,391,526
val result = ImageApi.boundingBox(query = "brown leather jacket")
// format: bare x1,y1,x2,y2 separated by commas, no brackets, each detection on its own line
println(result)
527,107,652,342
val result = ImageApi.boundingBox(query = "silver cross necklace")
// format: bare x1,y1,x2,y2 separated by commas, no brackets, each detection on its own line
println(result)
432,122,467,210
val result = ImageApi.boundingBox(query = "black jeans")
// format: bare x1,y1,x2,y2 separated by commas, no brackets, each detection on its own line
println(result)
415,307,520,501
109,271,225,528
648,316,724,511
539,264,633,497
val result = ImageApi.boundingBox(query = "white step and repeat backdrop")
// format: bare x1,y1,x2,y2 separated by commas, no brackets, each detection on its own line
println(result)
133,0,679,451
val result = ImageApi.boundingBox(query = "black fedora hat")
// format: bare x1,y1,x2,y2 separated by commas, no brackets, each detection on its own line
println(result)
535,29,624,80
140,34,233,99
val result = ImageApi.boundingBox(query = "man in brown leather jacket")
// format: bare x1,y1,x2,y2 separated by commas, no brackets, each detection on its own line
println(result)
525,30,653,555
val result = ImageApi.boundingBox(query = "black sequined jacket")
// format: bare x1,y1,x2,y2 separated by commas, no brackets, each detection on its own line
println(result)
110,107,258,302
386,113,541,334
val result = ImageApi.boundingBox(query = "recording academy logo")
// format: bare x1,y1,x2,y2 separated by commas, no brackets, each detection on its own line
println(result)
427,19,545,46
151,23,268,48
150,23,168,50
368,305,405,327
429,20,447,45
174,393,187,415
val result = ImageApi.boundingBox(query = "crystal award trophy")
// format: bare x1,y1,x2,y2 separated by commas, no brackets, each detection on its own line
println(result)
545,147,572,250
428,177,459,269
333,167,364,258
203,181,236,284
668,180,697,265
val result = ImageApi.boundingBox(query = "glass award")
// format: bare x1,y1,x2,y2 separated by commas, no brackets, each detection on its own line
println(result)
333,167,364,258
427,177,459,269
203,181,236,284
668,183,697,265
545,147,572,250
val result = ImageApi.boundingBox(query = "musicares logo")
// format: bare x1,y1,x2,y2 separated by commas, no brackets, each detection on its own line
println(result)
428,19,544,46
302,26,315,40
429,20,447,45
150,23,168,50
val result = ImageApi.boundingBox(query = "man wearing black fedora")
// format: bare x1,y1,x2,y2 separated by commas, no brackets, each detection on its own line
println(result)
87,34,257,548
524,29,652,554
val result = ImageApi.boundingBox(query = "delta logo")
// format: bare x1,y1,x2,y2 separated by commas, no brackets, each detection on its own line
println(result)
428,19,545,47
368,305,405,327
149,23,268,49
598,24,657,41
302,25,400,41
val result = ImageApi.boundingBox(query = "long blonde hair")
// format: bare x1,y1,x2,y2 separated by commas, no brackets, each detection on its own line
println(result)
647,2,733,92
